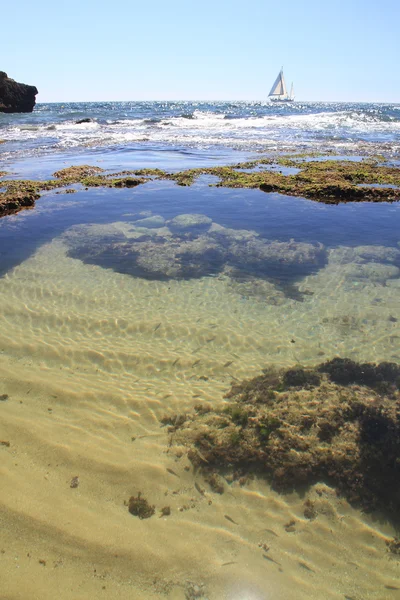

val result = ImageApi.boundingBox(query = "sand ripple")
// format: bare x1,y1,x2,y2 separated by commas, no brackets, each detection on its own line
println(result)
0,238,399,599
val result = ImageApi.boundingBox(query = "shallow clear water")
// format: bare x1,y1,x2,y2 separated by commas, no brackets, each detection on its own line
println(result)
1,105,400,600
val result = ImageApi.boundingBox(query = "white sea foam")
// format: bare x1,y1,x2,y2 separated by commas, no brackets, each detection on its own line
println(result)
1,103,399,159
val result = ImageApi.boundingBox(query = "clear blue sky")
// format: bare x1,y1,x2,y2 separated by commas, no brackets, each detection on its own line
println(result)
2,0,399,102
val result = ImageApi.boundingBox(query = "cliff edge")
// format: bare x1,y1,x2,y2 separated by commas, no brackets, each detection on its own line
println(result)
0,71,38,113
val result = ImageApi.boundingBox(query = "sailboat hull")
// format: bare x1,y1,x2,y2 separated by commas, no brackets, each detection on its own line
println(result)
269,97,294,103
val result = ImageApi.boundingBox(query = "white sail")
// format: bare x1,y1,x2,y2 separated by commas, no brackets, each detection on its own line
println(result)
269,70,287,97
268,68,294,102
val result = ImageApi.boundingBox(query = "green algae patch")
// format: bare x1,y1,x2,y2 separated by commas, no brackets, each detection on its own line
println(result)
0,178,61,217
54,165,146,189
0,165,150,217
1,156,400,218
54,165,105,180
165,359,400,516
167,158,400,203
128,168,168,177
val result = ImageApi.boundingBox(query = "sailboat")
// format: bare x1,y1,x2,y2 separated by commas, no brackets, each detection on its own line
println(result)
268,68,294,103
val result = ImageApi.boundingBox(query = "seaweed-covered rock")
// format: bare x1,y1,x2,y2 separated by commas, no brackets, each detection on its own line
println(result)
330,245,400,265
282,367,321,388
226,238,326,277
134,235,225,279
166,359,400,516
54,165,104,180
167,213,212,234
128,492,155,519
341,262,399,282
133,215,165,229
62,217,326,289
319,357,400,390
0,71,38,113
225,270,288,305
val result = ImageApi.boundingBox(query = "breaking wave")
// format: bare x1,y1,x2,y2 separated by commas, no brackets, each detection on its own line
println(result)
1,101,399,160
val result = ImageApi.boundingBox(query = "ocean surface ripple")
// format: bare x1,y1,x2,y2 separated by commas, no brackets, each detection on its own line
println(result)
1,101,399,161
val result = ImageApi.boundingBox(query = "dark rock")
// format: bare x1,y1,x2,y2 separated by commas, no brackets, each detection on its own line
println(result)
128,492,155,519
167,359,400,518
62,219,326,290
0,71,38,113
75,118,93,124
283,368,320,388
319,357,400,390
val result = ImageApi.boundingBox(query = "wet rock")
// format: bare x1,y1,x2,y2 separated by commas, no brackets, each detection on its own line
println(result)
282,368,321,388
227,238,326,277
168,214,212,234
0,71,38,113
62,219,326,292
342,262,399,282
208,222,256,242
54,165,104,180
75,118,93,124
224,270,287,305
134,215,165,229
128,492,155,519
166,359,400,517
318,357,400,389
330,245,400,265
113,233,223,279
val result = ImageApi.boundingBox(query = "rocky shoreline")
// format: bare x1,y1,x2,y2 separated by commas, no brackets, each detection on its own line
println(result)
1,155,400,218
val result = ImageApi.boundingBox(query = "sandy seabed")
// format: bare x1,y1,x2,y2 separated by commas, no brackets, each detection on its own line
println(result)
1,236,400,600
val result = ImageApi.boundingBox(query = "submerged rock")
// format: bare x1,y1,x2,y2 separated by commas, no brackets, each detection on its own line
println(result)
227,238,326,277
319,357,400,389
167,213,212,234
62,215,326,289
133,215,166,229
330,245,400,265
342,262,399,282
166,359,400,516
225,270,288,305
128,492,155,519
0,71,38,113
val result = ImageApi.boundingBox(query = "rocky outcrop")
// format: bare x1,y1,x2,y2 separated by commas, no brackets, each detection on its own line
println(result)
166,358,400,516
62,215,327,285
0,71,38,113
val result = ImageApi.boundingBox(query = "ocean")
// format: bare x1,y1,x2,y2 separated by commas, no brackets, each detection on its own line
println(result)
1,101,400,166
1,101,400,600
